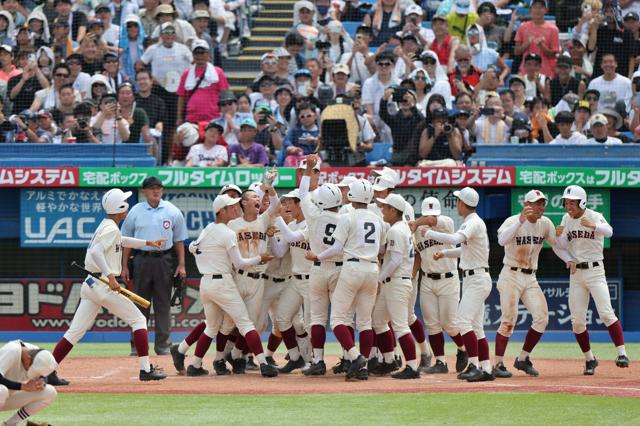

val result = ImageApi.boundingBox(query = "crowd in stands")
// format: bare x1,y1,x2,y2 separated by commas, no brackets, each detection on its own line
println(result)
0,0,639,167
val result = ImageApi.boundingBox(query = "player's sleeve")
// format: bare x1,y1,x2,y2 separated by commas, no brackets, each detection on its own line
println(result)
378,250,403,283
404,202,415,222
227,245,261,268
593,212,613,237
275,217,306,243
426,229,466,245
317,240,344,261
458,219,480,243
385,227,404,254
87,241,113,276
497,216,520,247
330,214,350,245
270,236,289,258
121,236,147,249
543,217,557,246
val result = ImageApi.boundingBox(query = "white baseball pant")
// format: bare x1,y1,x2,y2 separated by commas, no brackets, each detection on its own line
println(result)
569,265,618,334
255,276,287,335
496,267,548,337
456,271,492,339
407,276,419,326
372,277,413,337
275,275,310,333
219,273,264,335
0,384,56,420
200,274,258,338
420,273,461,336
309,263,342,328
330,262,378,331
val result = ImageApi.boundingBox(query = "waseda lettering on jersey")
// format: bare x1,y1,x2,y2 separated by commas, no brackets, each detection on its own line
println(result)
237,231,267,241
416,239,443,251
290,241,310,250
567,230,595,241
515,236,545,246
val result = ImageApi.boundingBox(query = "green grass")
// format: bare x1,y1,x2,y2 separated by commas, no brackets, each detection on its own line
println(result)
26,393,640,426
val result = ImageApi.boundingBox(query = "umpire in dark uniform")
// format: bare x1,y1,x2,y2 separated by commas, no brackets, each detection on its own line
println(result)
121,176,188,355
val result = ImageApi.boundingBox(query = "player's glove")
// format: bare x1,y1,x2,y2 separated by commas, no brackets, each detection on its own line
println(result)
170,275,185,308
262,167,278,189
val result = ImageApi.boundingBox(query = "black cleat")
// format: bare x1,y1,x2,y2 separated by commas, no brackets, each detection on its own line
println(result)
170,344,186,374
391,366,420,379
513,356,539,376
616,355,630,368
372,361,397,376
492,362,513,378
346,355,367,380
394,354,402,371
457,363,480,380
467,370,495,382
266,356,278,366
303,360,327,376
346,367,368,381
277,356,305,374
139,365,167,381
456,349,468,373
246,356,258,371
231,357,247,374
332,358,351,374
46,371,69,386
419,353,432,370
186,365,209,377
260,363,278,377
367,357,380,372
213,359,231,376
424,360,448,374
584,358,598,375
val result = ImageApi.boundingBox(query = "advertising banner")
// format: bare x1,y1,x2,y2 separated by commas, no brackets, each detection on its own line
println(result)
0,167,78,187
517,167,640,188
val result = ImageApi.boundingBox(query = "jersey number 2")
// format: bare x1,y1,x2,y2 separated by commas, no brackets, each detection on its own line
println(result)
364,222,376,244
323,223,336,245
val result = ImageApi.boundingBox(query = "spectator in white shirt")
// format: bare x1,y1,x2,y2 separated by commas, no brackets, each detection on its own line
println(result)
361,51,400,143
339,25,375,84
586,113,623,145
587,53,633,113
185,119,229,167
549,111,589,144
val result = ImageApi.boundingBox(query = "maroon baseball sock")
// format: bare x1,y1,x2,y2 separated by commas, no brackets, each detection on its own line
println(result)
193,333,213,358
52,337,73,363
494,332,510,357
409,319,426,344
235,336,247,352
267,333,282,352
216,332,229,353
462,331,478,358
376,331,394,355
311,325,326,349
185,322,207,346
244,330,264,355
133,329,149,357
429,332,445,357
450,333,464,348
398,333,417,361
333,324,355,351
359,329,374,358
347,325,355,341
228,331,237,343
477,337,489,362
522,328,543,353
280,327,298,350
388,323,397,349
574,330,591,353
607,320,625,347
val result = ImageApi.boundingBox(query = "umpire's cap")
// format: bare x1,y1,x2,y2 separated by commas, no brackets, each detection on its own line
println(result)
142,176,163,189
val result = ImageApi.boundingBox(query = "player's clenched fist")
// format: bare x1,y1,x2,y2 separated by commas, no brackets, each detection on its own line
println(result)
266,226,278,237
555,225,564,237
107,274,120,292
146,239,166,249
21,378,44,392
407,220,418,233
305,251,319,262
260,253,275,263
519,206,534,224
433,251,444,261
580,217,596,230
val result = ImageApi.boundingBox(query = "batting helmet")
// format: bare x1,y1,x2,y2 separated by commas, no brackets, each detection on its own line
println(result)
102,188,132,214
348,179,374,204
562,185,587,209
314,183,342,209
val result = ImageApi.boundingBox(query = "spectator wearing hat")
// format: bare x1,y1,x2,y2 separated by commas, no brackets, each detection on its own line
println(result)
75,34,104,75
322,20,354,65
227,118,270,166
135,69,166,139
400,4,434,48
121,176,188,356
119,15,145,83
588,53,633,113
453,108,473,147
466,23,509,83
546,55,587,106
189,9,216,63
102,52,130,92
0,44,19,82
514,0,559,79
54,0,87,43
90,93,130,144
253,104,284,164
292,1,320,57
363,0,405,48
419,50,453,109
139,0,161,36
446,0,479,43
568,36,593,81
24,10,50,50
0,0,27,27
293,68,313,97
586,113,623,144
583,88,600,114
49,18,76,60
380,85,422,165
329,63,356,98
339,25,375,85
185,119,228,166
217,89,242,145
449,45,482,97
251,53,280,91
589,2,636,80
549,111,588,144
0,10,16,47
176,39,229,124
7,51,49,114
509,111,538,144
249,74,279,111
601,107,633,143
94,4,121,47
418,106,463,163
150,4,197,48
13,110,51,143
623,11,640,54
37,109,63,144
429,14,459,74
273,47,295,83
573,100,591,134
476,2,505,52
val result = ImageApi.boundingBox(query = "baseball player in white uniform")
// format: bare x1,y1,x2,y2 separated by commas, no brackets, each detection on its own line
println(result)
556,185,629,375
427,187,494,382
0,342,57,426
411,197,468,374
184,194,278,378
371,194,420,379
309,179,386,381
50,189,167,384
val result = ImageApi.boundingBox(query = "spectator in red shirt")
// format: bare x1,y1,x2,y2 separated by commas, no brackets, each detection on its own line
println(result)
429,14,459,74
514,0,560,78
176,39,230,125
449,46,482,97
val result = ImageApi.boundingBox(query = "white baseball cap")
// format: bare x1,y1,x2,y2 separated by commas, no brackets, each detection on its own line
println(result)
212,194,241,214
191,39,209,52
27,350,58,380
248,182,265,199
589,113,608,127
376,194,406,212
337,175,357,187
102,188,132,214
406,4,424,16
453,187,479,207
371,166,399,184
219,184,242,197
372,175,396,192
282,189,301,199
524,189,547,203
421,197,441,216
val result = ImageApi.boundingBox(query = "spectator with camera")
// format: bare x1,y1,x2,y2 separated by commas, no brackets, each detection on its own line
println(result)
7,51,49,114
380,86,422,166
90,93,130,144
227,118,269,166
449,45,482,97
362,51,400,142
417,106,463,164
321,20,353,65
509,112,538,144
282,103,319,165
185,119,228,167
11,110,51,143
470,93,510,144
548,111,589,144
400,4,434,48
340,25,376,85
253,104,284,164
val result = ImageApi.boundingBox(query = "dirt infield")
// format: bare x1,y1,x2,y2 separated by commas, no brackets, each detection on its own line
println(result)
54,354,640,398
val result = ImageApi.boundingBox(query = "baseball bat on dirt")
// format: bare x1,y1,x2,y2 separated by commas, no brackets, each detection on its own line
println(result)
71,261,151,309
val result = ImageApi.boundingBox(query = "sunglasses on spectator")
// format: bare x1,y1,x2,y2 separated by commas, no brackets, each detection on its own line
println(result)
262,59,278,65
105,58,118,63
93,83,107,87
55,73,69,78
467,29,480,36
126,23,139,28
219,101,235,106
161,29,176,35
414,76,427,81
377,62,393,67
157,13,173,18
299,113,314,119
422,58,436,65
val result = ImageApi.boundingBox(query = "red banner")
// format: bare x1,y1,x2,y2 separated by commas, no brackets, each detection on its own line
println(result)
0,167,79,187
317,167,516,187
0,279,204,331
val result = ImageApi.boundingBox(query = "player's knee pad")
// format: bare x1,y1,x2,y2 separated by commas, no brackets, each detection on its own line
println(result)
130,315,147,332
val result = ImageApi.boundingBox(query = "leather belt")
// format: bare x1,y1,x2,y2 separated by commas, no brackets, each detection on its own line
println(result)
237,269,262,279
576,261,600,270
137,249,171,257
210,274,223,279
383,276,410,283
294,274,310,280
510,267,536,275
261,274,288,283
462,268,489,277
426,271,455,280
313,261,343,267
347,258,376,264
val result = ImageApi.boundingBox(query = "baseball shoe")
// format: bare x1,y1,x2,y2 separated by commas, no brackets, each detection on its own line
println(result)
246,356,258,371
456,349,468,373
467,370,495,382
26,421,51,426
492,362,513,378
391,366,420,380
346,367,368,382
140,365,167,381
186,365,209,377
394,354,403,370
419,353,432,370
513,356,539,377
583,358,599,376
616,355,630,368
231,357,247,374
155,347,171,356
303,360,327,376
170,344,186,374
367,357,380,372
46,371,69,386
260,363,278,378
423,360,448,374
332,358,351,374
277,356,305,374
346,355,367,380
372,361,397,376
225,351,233,367
214,359,231,376
266,356,278,366
457,363,481,380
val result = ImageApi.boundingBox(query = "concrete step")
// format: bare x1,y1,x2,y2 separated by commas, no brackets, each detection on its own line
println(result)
246,35,286,47
257,9,294,18
253,17,294,27
243,46,278,53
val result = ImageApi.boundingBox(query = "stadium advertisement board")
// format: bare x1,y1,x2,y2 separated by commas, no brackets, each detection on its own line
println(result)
516,167,640,188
